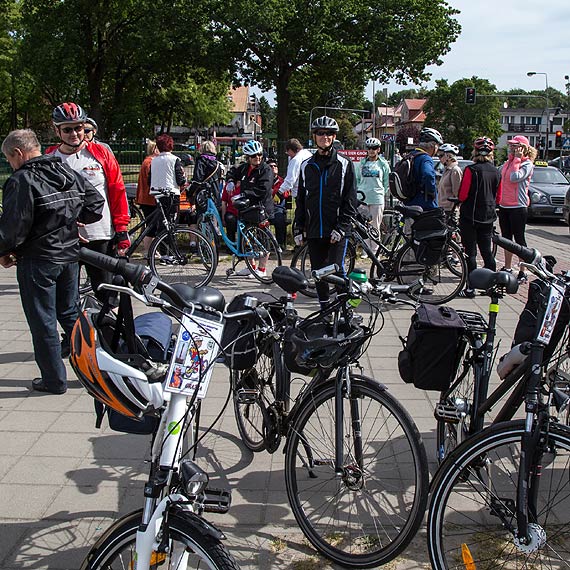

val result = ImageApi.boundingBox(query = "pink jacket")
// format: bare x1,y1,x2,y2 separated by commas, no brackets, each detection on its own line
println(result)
499,156,533,208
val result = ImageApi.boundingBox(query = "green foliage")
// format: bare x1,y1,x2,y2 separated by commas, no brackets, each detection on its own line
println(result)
424,77,503,156
396,124,421,150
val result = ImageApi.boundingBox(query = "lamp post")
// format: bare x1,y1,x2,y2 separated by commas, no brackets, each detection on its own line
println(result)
527,71,549,158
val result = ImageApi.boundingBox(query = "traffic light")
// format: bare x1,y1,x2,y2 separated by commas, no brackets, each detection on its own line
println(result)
556,130,563,149
465,87,476,104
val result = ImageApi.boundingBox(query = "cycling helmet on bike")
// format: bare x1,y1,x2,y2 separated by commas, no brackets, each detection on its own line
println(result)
285,321,365,371
70,309,164,419
242,140,263,156
439,143,459,155
473,137,495,156
52,102,88,125
311,116,339,132
419,127,444,145
365,137,381,149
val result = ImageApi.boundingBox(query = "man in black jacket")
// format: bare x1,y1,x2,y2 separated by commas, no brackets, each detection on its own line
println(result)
0,129,104,394
293,116,358,307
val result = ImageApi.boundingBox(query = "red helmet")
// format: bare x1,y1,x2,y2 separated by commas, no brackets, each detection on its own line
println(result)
52,102,88,125
473,137,495,156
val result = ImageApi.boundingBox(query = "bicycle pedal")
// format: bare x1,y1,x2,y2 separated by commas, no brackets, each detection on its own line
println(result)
236,388,259,404
434,402,464,423
202,487,232,514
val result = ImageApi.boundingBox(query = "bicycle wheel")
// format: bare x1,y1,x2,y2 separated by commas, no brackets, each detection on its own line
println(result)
199,218,220,260
128,201,145,242
240,225,282,284
435,347,478,463
396,240,466,305
149,227,217,287
290,240,357,298
428,420,570,570
232,339,276,452
285,374,429,568
81,509,239,569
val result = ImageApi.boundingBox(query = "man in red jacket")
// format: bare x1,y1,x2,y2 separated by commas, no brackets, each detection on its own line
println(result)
45,102,130,302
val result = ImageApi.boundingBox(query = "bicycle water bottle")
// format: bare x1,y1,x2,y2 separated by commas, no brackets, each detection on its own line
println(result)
497,342,531,380
348,268,369,307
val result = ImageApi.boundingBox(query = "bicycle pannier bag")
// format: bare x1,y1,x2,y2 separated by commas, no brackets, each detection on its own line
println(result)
411,208,448,265
221,293,259,370
239,204,268,225
398,304,465,391
389,152,419,201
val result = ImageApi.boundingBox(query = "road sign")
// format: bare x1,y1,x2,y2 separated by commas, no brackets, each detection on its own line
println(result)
381,134,395,142
563,137,570,150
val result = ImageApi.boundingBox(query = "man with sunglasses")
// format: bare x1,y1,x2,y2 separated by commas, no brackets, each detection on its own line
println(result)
45,102,130,302
293,116,358,308
84,117,114,155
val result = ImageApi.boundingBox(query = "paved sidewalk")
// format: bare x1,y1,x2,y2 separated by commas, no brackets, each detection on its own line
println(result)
0,223,568,569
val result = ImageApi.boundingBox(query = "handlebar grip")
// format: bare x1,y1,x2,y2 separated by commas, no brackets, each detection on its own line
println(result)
80,249,151,290
492,234,540,265
311,264,339,280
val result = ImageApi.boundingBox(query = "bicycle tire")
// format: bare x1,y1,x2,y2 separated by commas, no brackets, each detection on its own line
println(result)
232,339,276,452
240,226,282,284
199,218,221,261
149,227,217,287
428,420,570,570
290,240,357,299
396,240,466,305
284,374,429,568
81,509,239,570
127,201,146,242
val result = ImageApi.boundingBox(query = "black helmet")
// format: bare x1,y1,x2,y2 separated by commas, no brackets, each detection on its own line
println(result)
85,117,98,131
419,127,444,145
52,102,88,125
311,116,339,132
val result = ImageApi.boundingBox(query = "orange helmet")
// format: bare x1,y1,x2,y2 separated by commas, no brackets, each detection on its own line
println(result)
70,309,164,418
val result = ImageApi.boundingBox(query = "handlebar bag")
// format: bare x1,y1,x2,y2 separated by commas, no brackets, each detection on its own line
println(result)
398,303,465,391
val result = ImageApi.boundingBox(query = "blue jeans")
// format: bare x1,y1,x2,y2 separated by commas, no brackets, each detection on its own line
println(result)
17,258,79,391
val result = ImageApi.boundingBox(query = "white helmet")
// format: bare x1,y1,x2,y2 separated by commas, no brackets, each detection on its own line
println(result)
242,140,263,156
419,127,444,145
439,143,459,155
365,137,381,149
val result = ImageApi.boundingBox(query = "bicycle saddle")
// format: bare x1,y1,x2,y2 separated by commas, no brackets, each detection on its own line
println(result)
469,268,519,294
394,203,424,219
161,283,226,312
272,266,309,294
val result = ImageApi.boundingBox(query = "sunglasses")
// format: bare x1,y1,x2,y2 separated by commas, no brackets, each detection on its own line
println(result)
314,130,335,137
61,125,84,134
84,128,93,134
367,146,380,150
248,153,263,158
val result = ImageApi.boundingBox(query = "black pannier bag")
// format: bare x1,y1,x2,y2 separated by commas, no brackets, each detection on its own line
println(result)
221,293,259,370
239,204,268,225
411,208,448,265
398,304,466,391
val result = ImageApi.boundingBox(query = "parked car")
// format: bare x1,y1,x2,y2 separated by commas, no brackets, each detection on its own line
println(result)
526,165,569,220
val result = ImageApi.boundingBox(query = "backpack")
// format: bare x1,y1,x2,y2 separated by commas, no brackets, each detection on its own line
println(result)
389,152,419,201
398,304,466,391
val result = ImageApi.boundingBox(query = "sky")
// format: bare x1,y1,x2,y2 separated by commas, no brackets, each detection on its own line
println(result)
254,0,570,104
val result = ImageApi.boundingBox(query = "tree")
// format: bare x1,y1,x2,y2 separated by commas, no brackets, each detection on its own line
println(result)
423,77,503,156
209,0,461,159
396,124,420,152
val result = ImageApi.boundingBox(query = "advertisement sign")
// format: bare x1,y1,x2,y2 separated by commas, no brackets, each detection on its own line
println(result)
340,149,368,162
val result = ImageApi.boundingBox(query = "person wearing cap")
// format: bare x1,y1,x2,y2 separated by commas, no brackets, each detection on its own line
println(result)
355,137,390,258
45,102,130,302
498,134,537,281
84,117,114,155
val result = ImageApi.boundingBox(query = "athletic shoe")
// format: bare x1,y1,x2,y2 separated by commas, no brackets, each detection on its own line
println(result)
255,268,267,279
499,267,513,273
458,288,476,299
31,378,67,395
235,267,254,276
517,270,528,284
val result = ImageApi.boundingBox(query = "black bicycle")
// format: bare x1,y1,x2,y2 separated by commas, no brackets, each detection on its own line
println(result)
427,236,570,569
291,203,467,304
231,266,429,568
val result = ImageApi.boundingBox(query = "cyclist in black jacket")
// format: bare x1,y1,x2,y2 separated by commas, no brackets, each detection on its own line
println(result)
0,129,104,394
293,116,358,307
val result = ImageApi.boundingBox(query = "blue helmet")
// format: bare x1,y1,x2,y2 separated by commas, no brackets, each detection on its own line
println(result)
242,140,263,156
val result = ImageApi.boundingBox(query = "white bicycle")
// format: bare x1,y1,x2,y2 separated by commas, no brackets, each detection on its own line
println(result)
74,248,254,570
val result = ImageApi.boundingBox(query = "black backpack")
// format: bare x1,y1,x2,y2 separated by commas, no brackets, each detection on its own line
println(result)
398,304,466,391
389,152,419,201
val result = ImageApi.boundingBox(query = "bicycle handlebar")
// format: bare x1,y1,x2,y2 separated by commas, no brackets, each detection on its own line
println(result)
492,234,541,265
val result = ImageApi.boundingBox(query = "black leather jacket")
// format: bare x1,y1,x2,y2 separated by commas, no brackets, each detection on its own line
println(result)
0,155,104,262
227,161,274,217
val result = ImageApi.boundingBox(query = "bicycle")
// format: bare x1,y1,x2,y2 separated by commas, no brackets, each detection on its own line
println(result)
231,265,429,568
194,184,282,284
427,236,570,569
79,189,217,294
75,248,245,570
291,203,467,304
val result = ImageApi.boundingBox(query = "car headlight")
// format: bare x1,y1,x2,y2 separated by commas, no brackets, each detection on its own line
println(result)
530,191,548,204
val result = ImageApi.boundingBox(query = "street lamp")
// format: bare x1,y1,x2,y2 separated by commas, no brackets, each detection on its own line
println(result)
527,71,549,157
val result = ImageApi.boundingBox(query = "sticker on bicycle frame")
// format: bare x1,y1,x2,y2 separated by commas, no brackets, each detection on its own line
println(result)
537,287,564,345
165,314,223,399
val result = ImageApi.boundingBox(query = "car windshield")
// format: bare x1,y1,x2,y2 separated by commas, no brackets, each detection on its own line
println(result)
531,168,568,184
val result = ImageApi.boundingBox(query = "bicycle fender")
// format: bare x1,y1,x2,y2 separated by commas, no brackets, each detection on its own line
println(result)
169,504,227,541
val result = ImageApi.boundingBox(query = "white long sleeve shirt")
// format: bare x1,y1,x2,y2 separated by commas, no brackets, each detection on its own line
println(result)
280,148,313,198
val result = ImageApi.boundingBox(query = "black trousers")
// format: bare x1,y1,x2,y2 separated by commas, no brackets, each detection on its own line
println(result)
459,220,496,285
307,237,348,304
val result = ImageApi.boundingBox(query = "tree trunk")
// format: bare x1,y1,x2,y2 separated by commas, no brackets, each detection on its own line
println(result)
276,69,292,174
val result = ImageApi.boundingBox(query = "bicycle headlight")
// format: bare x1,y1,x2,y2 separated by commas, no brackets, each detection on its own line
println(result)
180,460,209,496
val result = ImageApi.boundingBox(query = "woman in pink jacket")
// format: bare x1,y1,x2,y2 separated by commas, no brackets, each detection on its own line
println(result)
498,135,537,281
